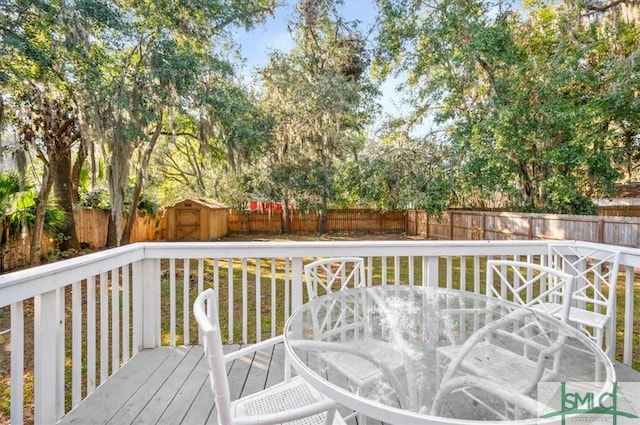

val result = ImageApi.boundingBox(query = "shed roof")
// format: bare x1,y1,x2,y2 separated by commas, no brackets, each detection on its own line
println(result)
172,198,228,209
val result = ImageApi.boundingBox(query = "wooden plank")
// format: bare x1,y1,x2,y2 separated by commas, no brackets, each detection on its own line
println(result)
179,345,241,425
264,342,287,389
178,376,214,425
58,348,173,424
135,345,204,424
103,346,193,424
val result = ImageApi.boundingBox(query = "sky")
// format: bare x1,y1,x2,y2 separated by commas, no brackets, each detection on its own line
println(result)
235,1,380,72
232,0,409,130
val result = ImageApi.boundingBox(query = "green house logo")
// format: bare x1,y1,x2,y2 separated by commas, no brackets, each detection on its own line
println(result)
538,382,640,424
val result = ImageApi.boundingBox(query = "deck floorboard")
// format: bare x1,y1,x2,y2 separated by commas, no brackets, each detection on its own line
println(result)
57,345,638,425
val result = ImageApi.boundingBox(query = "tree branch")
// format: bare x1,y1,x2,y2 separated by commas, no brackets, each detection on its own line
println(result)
586,0,627,12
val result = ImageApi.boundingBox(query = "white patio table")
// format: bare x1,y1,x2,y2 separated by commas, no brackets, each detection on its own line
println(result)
284,286,615,425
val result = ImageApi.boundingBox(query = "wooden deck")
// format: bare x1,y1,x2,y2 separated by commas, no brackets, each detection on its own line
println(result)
57,344,639,425
56,344,372,425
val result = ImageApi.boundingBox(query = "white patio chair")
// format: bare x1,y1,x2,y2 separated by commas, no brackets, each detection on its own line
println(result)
486,260,575,321
432,308,566,420
304,257,404,419
194,288,346,425
548,244,621,358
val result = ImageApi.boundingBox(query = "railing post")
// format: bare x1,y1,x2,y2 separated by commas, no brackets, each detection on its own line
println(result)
134,258,161,349
34,288,64,424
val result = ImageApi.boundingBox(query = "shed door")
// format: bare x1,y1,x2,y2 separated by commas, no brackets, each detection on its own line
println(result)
176,207,200,241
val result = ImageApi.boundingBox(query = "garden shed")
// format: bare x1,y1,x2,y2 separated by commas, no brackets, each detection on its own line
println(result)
165,198,229,241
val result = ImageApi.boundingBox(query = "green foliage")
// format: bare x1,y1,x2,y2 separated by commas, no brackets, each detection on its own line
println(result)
256,0,377,214
342,136,454,213
374,0,639,214
77,188,110,210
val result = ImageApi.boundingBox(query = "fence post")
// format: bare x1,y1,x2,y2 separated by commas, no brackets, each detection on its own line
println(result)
448,210,454,240
425,211,430,239
597,218,605,243
481,212,487,240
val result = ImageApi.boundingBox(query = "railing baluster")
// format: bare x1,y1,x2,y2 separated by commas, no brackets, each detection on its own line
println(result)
474,256,481,293
169,258,176,346
460,256,467,291
72,281,82,407
87,276,96,394
242,258,248,344
57,288,65,416
394,256,400,284
122,264,130,362
408,256,415,286
111,268,120,373
271,259,276,338
381,256,388,285
100,272,108,384
284,258,290,321
132,261,142,355
228,258,234,343
183,258,190,344
623,266,634,365
256,258,262,342
10,301,24,425
446,256,453,289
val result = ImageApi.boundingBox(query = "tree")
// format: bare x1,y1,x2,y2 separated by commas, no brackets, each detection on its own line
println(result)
12,86,81,263
258,0,377,232
343,120,454,212
69,0,277,245
374,0,639,213
2,0,88,261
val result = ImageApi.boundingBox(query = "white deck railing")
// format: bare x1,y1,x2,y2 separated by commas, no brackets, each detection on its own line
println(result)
0,240,638,425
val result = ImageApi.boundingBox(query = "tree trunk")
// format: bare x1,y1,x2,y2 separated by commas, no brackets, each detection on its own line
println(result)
106,129,133,247
106,211,118,247
71,137,88,203
122,114,162,244
30,166,55,266
317,195,328,234
53,146,80,251
282,199,290,233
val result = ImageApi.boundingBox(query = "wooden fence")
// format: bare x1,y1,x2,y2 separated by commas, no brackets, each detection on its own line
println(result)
598,205,640,217
229,208,640,248
228,209,406,234
1,209,157,271
4,206,639,272
407,210,640,247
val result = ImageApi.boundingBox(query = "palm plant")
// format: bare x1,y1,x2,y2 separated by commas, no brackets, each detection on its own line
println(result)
1,172,22,270
1,172,70,271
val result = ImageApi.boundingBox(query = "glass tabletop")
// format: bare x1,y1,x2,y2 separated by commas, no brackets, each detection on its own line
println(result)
284,286,615,425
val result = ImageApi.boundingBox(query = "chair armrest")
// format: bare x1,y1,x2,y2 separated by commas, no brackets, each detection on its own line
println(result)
231,398,337,425
431,374,543,417
224,335,285,363
440,308,530,383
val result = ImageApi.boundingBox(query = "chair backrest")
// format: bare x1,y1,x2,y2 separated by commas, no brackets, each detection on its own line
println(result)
304,257,367,300
547,244,621,317
193,289,233,425
486,260,575,321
